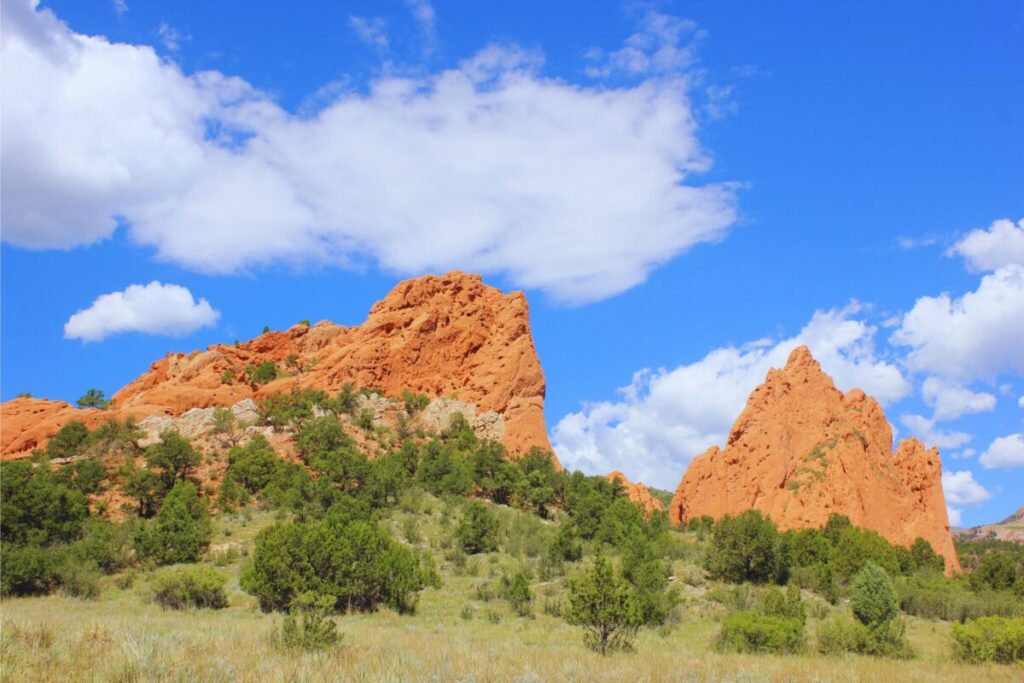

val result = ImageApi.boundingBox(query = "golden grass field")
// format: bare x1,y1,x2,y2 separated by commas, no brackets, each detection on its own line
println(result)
2,501,1022,682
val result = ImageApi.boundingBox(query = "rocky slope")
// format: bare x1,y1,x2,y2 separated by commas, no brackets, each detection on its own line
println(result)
668,346,960,574
606,471,664,518
1,272,555,463
954,507,1024,544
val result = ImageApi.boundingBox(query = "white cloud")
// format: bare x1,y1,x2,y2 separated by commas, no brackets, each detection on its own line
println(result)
585,9,703,78
890,266,1024,381
64,282,219,342
350,16,388,50
948,218,1024,272
551,304,910,489
899,414,972,450
941,470,991,507
155,21,185,52
113,0,127,15
980,433,1024,469
404,0,437,54
0,0,737,305
1018,395,1024,408
921,376,996,421
947,506,962,527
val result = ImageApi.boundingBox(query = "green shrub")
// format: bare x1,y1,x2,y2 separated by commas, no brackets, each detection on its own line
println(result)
56,458,107,495
969,553,1019,592
503,571,532,617
0,460,90,547
850,562,898,628
707,584,754,613
152,565,228,609
145,432,201,489
240,515,437,614
295,415,354,461
135,481,212,565
715,612,805,654
225,435,281,493
568,555,642,655
246,361,279,385
276,593,341,651
951,616,1024,664
705,510,780,584
46,421,91,459
762,583,806,624
70,518,137,573
817,615,912,658
402,389,430,414
0,544,60,596
457,501,500,554
548,520,582,563
55,558,101,599
833,527,900,581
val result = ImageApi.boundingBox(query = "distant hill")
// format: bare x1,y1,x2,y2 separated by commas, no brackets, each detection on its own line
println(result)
954,506,1024,544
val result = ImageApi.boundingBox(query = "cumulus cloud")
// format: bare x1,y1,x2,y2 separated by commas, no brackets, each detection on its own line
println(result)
979,433,1024,469
899,414,971,450
942,470,991,507
890,266,1024,381
948,218,1024,272
921,376,996,421
585,9,703,78
551,304,910,489
64,282,219,342
0,0,737,305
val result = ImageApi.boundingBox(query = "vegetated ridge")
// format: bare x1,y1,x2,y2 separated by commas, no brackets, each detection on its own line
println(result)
668,346,961,574
1,271,553,463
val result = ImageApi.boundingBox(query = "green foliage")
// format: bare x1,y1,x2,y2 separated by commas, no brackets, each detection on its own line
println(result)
220,368,235,384
568,555,642,655
56,458,107,495
832,527,900,581
54,557,101,599
850,562,899,628
260,389,329,431
761,584,807,624
335,383,358,415
897,573,1023,621
152,565,228,609
46,421,91,459
502,571,532,617
69,518,138,574
210,408,239,444
295,414,354,461
246,361,279,385
715,612,806,654
121,464,165,517
402,389,430,414
91,418,143,457
821,513,852,546
226,435,282,493
241,511,436,614
817,615,912,659
951,616,1024,664
76,388,108,409
145,431,201,490
909,537,945,574
457,501,500,554
0,544,60,596
969,552,1019,592
275,593,342,651
548,520,583,563
0,460,89,547
357,408,375,430
417,440,473,496
705,510,780,584
297,319,311,327
135,481,212,565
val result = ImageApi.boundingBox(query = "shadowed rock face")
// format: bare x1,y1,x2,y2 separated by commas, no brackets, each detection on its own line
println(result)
668,345,960,575
1,271,555,464
606,470,664,518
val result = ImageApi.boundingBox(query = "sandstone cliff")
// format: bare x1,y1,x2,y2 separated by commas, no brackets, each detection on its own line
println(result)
606,471,664,518
1,272,554,462
668,345,960,574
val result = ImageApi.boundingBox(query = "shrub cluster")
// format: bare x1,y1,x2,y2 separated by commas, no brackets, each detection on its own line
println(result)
951,616,1024,664
152,565,228,609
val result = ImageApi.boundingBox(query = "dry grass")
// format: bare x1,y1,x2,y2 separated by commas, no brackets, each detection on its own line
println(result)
2,504,1022,682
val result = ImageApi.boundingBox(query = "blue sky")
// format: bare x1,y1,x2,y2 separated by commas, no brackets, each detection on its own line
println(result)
2,0,1022,526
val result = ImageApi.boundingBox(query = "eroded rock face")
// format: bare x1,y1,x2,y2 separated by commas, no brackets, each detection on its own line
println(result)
668,346,961,575
1,272,552,462
606,471,664,518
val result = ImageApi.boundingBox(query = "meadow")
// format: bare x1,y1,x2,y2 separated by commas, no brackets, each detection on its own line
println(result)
3,500,1020,683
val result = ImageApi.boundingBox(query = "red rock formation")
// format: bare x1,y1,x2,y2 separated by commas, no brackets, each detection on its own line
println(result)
668,346,960,575
1,272,555,463
606,471,664,518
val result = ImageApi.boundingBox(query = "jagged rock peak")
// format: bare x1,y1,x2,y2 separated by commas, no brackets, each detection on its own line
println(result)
668,344,960,575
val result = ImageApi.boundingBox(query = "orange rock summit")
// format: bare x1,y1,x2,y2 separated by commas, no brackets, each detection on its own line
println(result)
668,345,960,574
1,272,554,462
606,471,664,518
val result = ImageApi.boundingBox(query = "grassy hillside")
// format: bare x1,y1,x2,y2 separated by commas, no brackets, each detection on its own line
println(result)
2,497,1021,682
